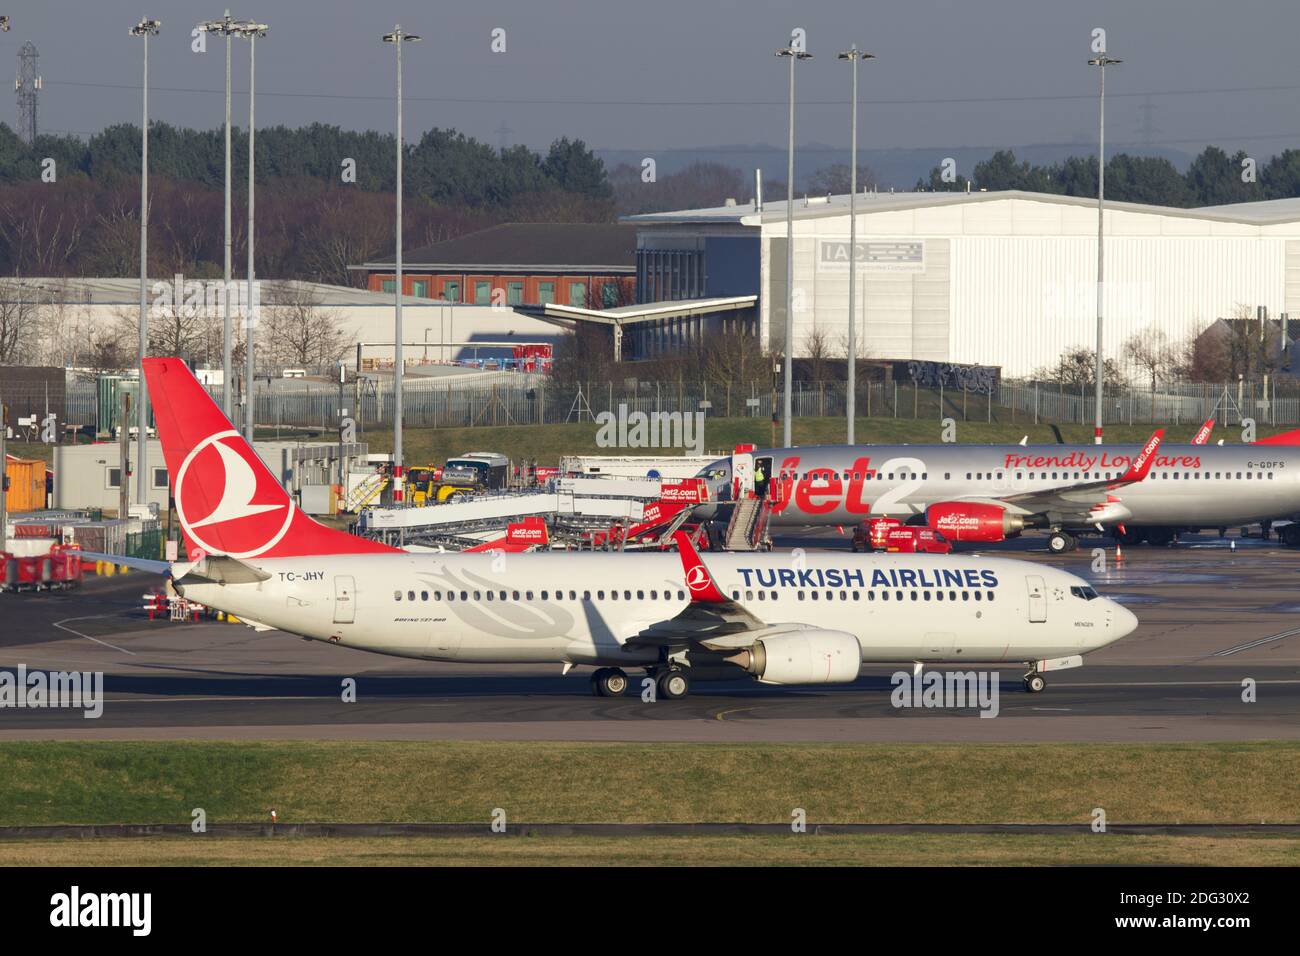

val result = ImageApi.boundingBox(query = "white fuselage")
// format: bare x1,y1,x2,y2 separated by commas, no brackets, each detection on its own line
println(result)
176,551,1136,668
708,443,1300,528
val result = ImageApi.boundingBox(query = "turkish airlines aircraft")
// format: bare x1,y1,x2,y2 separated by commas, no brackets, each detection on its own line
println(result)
704,429,1300,552
87,358,1138,696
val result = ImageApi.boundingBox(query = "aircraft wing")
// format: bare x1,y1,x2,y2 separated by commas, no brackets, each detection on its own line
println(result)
624,530,768,649
958,429,1164,521
74,551,272,584
76,552,171,575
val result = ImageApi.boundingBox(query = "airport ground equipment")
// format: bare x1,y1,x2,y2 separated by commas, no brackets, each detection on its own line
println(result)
358,476,710,550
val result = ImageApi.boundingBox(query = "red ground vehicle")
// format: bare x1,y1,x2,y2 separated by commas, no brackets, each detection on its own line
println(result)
883,527,953,554
1,544,84,592
852,517,903,552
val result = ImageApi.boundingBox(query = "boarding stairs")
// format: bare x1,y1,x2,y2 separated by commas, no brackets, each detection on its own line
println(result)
344,472,389,512
724,496,770,551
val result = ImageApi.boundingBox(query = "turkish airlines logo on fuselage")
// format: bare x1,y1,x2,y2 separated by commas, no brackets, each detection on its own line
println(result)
174,430,293,558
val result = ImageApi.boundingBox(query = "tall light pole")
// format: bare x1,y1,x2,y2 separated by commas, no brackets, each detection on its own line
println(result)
235,20,267,442
384,25,421,503
198,11,237,416
777,42,811,448
1088,50,1120,445
130,17,160,507
839,46,874,446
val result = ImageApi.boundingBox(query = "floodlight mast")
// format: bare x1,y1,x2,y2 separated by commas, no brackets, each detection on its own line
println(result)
197,11,238,416
1088,51,1121,445
776,43,812,448
129,17,161,506
382,25,421,502
838,46,875,445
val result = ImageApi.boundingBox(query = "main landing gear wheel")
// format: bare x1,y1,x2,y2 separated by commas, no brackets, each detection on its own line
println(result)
1024,674,1046,693
1047,532,1075,554
591,667,629,697
657,670,690,700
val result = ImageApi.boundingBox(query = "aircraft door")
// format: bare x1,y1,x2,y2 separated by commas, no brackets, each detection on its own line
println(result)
755,456,774,500
732,452,754,500
333,575,356,624
1026,575,1047,623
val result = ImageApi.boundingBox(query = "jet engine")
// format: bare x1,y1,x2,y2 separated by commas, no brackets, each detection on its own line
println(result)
727,630,862,685
926,502,1026,542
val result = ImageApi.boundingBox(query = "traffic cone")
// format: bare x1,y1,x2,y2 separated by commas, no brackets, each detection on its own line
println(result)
1115,542,1124,563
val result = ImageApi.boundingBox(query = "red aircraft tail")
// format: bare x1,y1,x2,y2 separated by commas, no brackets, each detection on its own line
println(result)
673,529,727,603
143,357,398,560
1254,428,1300,446
1115,429,1164,485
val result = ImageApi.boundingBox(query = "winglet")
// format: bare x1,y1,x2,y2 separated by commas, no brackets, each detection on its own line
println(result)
673,530,727,603
1191,418,1214,445
1117,429,1164,484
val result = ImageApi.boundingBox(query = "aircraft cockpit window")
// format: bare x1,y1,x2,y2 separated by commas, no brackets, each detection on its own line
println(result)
1070,586,1100,601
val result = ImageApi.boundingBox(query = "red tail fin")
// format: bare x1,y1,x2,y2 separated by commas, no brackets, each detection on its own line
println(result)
1116,429,1164,484
1254,428,1300,446
143,357,398,560
1191,418,1214,445
673,529,727,603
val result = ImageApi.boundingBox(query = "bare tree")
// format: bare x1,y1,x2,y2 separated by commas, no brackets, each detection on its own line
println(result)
1123,327,1177,416
1033,345,1126,390
801,326,839,383
0,279,40,363
79,328,131,381
260,281,353,371
702,326,768,398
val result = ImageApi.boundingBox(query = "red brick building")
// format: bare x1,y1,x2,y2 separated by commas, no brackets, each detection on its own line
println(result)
353,222,636,309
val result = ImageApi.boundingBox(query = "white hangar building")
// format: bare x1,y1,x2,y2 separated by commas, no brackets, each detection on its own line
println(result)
622,190,1300,378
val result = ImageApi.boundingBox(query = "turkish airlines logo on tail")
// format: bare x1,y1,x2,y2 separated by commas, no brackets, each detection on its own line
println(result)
174,430,293,558
686,565,712,593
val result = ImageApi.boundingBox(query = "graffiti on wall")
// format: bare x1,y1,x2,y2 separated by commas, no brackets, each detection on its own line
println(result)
902,360,1000,394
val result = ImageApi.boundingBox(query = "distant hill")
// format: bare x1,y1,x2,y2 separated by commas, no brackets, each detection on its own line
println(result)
596,142,1196,194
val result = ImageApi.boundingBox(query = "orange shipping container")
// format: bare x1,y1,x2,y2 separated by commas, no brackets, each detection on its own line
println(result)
4,456,47,513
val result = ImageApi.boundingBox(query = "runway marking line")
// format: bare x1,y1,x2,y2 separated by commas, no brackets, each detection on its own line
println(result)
51,616,136,656
1213,626,1300,657
713,706,760,721
1053,679,1300,688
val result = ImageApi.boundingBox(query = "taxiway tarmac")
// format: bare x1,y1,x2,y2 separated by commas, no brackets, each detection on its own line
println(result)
0,532,1297,742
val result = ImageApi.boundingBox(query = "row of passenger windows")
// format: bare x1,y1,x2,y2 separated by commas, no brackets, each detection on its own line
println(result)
395,587,992,604
397,588,687,602
781,470,1275,482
